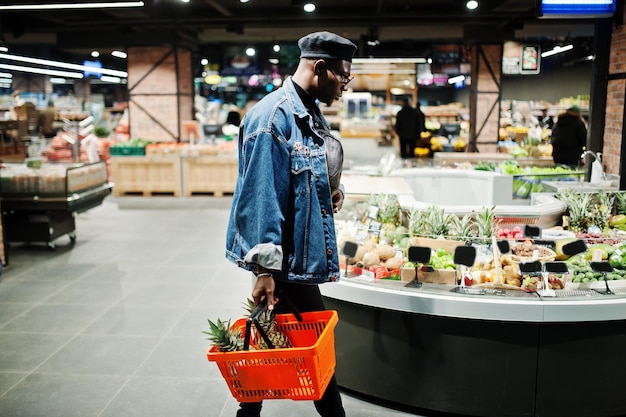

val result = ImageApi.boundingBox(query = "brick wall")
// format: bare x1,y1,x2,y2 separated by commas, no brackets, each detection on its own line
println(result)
470,44,502,153
127,46,193,142
604,12,626,175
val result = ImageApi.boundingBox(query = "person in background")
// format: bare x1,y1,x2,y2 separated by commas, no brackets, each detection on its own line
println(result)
225,31,356,417
37,100,58,139
395,98,419,158
550,106,587,166
416,102,426,135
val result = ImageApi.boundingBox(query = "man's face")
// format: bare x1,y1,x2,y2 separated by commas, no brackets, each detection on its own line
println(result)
318,59,353,106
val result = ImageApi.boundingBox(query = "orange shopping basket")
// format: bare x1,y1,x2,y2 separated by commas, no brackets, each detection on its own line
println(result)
206,309,338,402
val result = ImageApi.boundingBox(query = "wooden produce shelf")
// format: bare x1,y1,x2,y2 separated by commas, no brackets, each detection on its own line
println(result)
111,156,181,196
182,156,237,197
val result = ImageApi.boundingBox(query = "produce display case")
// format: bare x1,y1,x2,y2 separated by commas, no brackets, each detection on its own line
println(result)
0,160,113,250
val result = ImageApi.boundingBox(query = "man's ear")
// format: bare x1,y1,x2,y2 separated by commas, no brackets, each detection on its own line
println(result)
313,59,326,75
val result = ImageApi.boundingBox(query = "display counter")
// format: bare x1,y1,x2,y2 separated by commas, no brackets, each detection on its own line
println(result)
433,152,554,168
343,170,567,228
0,160,113,250
321,277,626,417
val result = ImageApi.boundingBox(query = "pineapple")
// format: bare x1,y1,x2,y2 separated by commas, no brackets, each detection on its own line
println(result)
243,299,292,349
474,206,499,244
451,213,476,243
615,191,626,215
204,318,245,352
422,205,454,238
555,189,592,232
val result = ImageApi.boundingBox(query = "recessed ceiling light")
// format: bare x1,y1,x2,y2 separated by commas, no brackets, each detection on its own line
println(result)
303,2,316,12
273,44,281,53
466,0,478,10
112,50,127,59
91,51,100,58
240,0,250,3
246,47,256,57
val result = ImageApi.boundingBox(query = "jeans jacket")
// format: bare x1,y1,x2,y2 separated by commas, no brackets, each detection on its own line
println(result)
225,77,341,284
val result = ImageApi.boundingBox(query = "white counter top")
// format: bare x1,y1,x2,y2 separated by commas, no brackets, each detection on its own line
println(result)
320,277,626,323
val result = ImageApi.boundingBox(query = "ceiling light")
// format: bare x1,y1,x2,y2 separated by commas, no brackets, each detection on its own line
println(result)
448,75,465,84
240,0,250,3
0,52,127,77
273,44,281,53
303,2,316,12
0,47,8,52
91,51,100,58
269,58,279,64
101,75,122,83
466,0,478,10
180,0,190,2
0,1,144,10
50,77,66,84
246,47,256,57
541,44,573,57
112,50,127,59
0,72,12,78
200,58,209,66
0,63,83,78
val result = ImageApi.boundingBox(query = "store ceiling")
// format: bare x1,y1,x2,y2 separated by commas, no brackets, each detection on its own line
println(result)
0,0,597,56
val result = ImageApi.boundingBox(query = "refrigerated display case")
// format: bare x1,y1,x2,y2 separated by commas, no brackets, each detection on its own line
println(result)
0,160,113,251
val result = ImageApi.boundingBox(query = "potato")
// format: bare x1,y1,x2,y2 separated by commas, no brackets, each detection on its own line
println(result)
362,238,377,252
374,244,396,261
362,252,380,268
385,257,404,270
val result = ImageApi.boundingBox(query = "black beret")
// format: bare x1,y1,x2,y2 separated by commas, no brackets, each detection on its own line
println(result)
298,31,357,62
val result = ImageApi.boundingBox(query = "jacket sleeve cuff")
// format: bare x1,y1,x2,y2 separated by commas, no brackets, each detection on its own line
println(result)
243,243,284,270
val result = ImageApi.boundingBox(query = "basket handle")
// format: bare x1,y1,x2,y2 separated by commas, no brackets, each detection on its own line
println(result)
242,289,303,351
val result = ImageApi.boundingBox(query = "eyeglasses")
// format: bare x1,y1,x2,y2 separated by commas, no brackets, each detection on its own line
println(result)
327,67,354,86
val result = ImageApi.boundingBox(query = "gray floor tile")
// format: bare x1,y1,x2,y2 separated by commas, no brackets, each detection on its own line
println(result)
100,376,228,417
136,336,214,379
0,372,26,397
0,303,108,334
82,304,185,337
37,334,159,376
0,302,32,327
0,280,69,304
0,333,70,373
120,281,206,306
0,374,127,417
45,278,141,306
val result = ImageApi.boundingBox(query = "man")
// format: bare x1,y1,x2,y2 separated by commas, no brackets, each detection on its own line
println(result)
225,31,356,417
395,98,419,158
551,106,587,166
37,100,58,139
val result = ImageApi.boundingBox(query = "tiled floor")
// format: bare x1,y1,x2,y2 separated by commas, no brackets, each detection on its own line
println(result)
0,138,445,417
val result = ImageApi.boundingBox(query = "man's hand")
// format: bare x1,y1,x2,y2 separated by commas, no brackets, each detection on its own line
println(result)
252,273,276,310
331,189,344,213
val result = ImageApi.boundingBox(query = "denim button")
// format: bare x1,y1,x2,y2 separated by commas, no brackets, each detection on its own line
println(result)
321,209,327,215
326,249,332,255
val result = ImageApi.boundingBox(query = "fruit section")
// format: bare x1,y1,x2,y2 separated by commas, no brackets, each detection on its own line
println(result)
335,189,626,295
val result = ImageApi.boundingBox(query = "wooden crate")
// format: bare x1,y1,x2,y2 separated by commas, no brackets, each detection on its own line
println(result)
111,156,181,196
182,156,237,197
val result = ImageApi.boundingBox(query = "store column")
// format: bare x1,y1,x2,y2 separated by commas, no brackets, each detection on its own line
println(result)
468,43,502,153
126,46,193,142
602,11,626,187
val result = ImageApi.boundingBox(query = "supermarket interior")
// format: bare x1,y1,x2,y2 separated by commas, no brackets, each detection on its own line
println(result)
3,1,626,417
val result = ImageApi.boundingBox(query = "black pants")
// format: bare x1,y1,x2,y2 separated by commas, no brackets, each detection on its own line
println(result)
236,280,345,417
399,136,415,158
